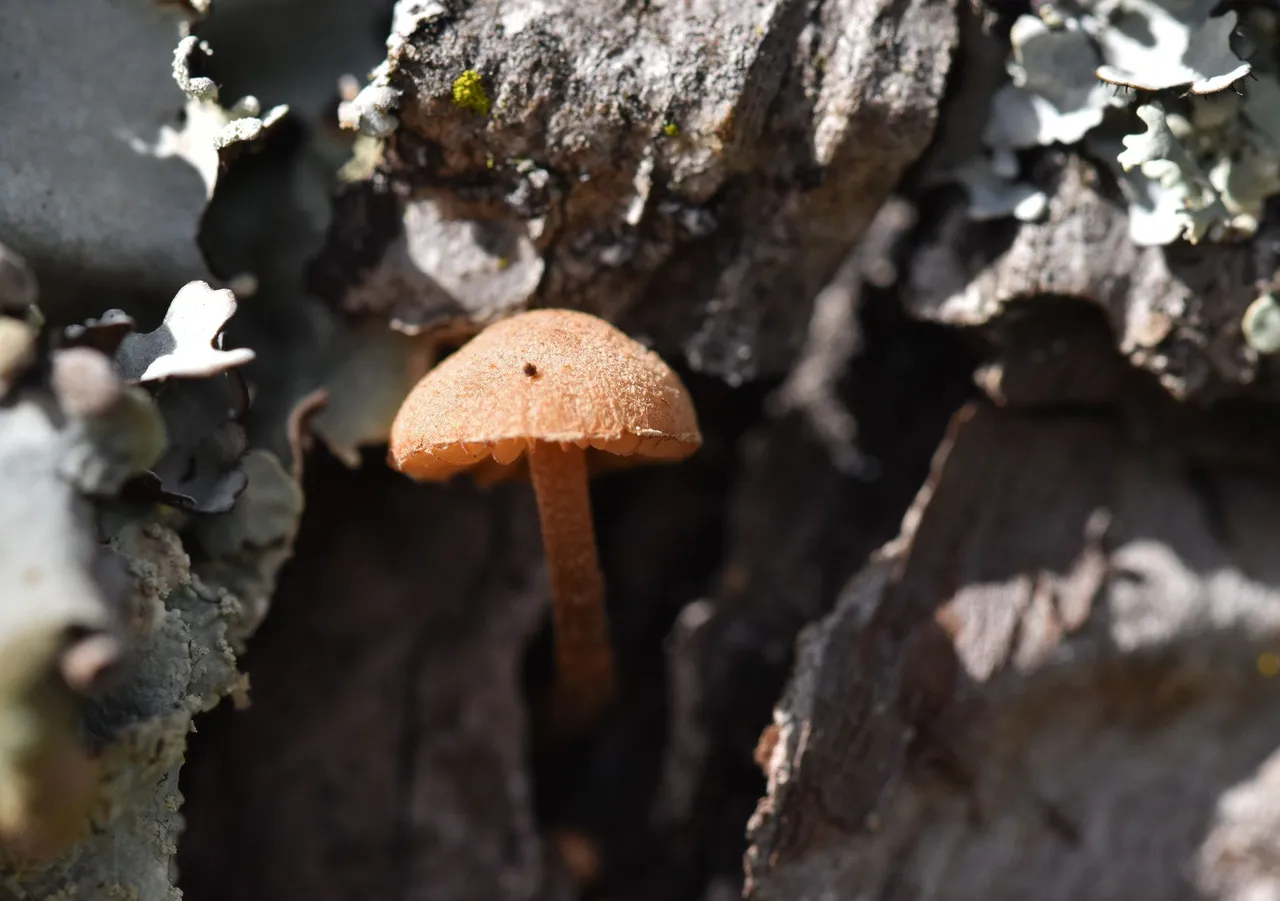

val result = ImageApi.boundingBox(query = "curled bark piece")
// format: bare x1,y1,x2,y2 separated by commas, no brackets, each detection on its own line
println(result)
908,157,1279,400
61,310,137,357
114,281,255,384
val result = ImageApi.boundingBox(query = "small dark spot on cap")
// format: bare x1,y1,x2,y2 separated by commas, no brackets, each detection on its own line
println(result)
524,362,538,377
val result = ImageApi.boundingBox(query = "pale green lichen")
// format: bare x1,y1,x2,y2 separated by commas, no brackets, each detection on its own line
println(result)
2,0,360,893
966,0,1279,245
1109,85,1280,245
953,153,1048,222
0,263,296,898
452,69,491,116
142,35,291,200
1243,293,1280,354
982,15,1121,151
3,520,248,901
338,85,401,138
1094,6,1251,94
0,320,35,395
337,134,386,184
1114,102,1231,244
171,36,218,102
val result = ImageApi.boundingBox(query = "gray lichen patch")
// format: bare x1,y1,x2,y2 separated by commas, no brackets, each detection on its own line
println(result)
1115,103,1233,244
114,282,256,384
172,36,220,103
0,401,123,657
916,0,1280,402
1243,293,1280,355
338,84,402,138
982,16,1119,151
337,0,451,137
959,0,1275,247
0,320,36,398
145,85,290,203
0,285,265,894
0,399,121,866
0,98,297,901
54,355,168,499
1109,86,1280,246
4,521,245,901
1093,6,1252,95
1,0,378,895
1,349,298,898
951,154,1049,223
192,449,303,640
0,1,297,318
90,280,259,514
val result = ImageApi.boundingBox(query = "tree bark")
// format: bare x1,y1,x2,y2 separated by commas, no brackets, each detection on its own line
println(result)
6,0,1273,900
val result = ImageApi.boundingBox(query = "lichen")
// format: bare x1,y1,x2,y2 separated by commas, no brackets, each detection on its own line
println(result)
0,128,291,901
337,85,401,138
0,320,35,396
1243,293,1280,355
114,282,256,384
337,0,448,137
1093,6,1252,95
171,36,218,102
3,520,247,901
0,0,361,892
452,69,492,116
0,289,294,896
981,15,1120,151
0,375,139,869
144,42,290,200
964,0,1279,245
953,153,1048,222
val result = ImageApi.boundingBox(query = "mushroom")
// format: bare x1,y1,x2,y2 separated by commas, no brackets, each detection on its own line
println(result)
387,309,702,721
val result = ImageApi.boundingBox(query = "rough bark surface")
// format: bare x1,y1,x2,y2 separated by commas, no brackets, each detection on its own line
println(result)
156,3,1280,901
315,0,958,385
181,461,551,901
747,384,1280,900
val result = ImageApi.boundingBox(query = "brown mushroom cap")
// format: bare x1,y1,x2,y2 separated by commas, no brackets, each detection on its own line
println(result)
388,309,702,481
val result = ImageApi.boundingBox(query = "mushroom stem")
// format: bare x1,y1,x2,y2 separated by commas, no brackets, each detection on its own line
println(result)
528,441,615,719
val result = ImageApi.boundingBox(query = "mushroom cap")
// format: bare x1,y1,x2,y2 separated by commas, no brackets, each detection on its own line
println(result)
388,308,702,482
